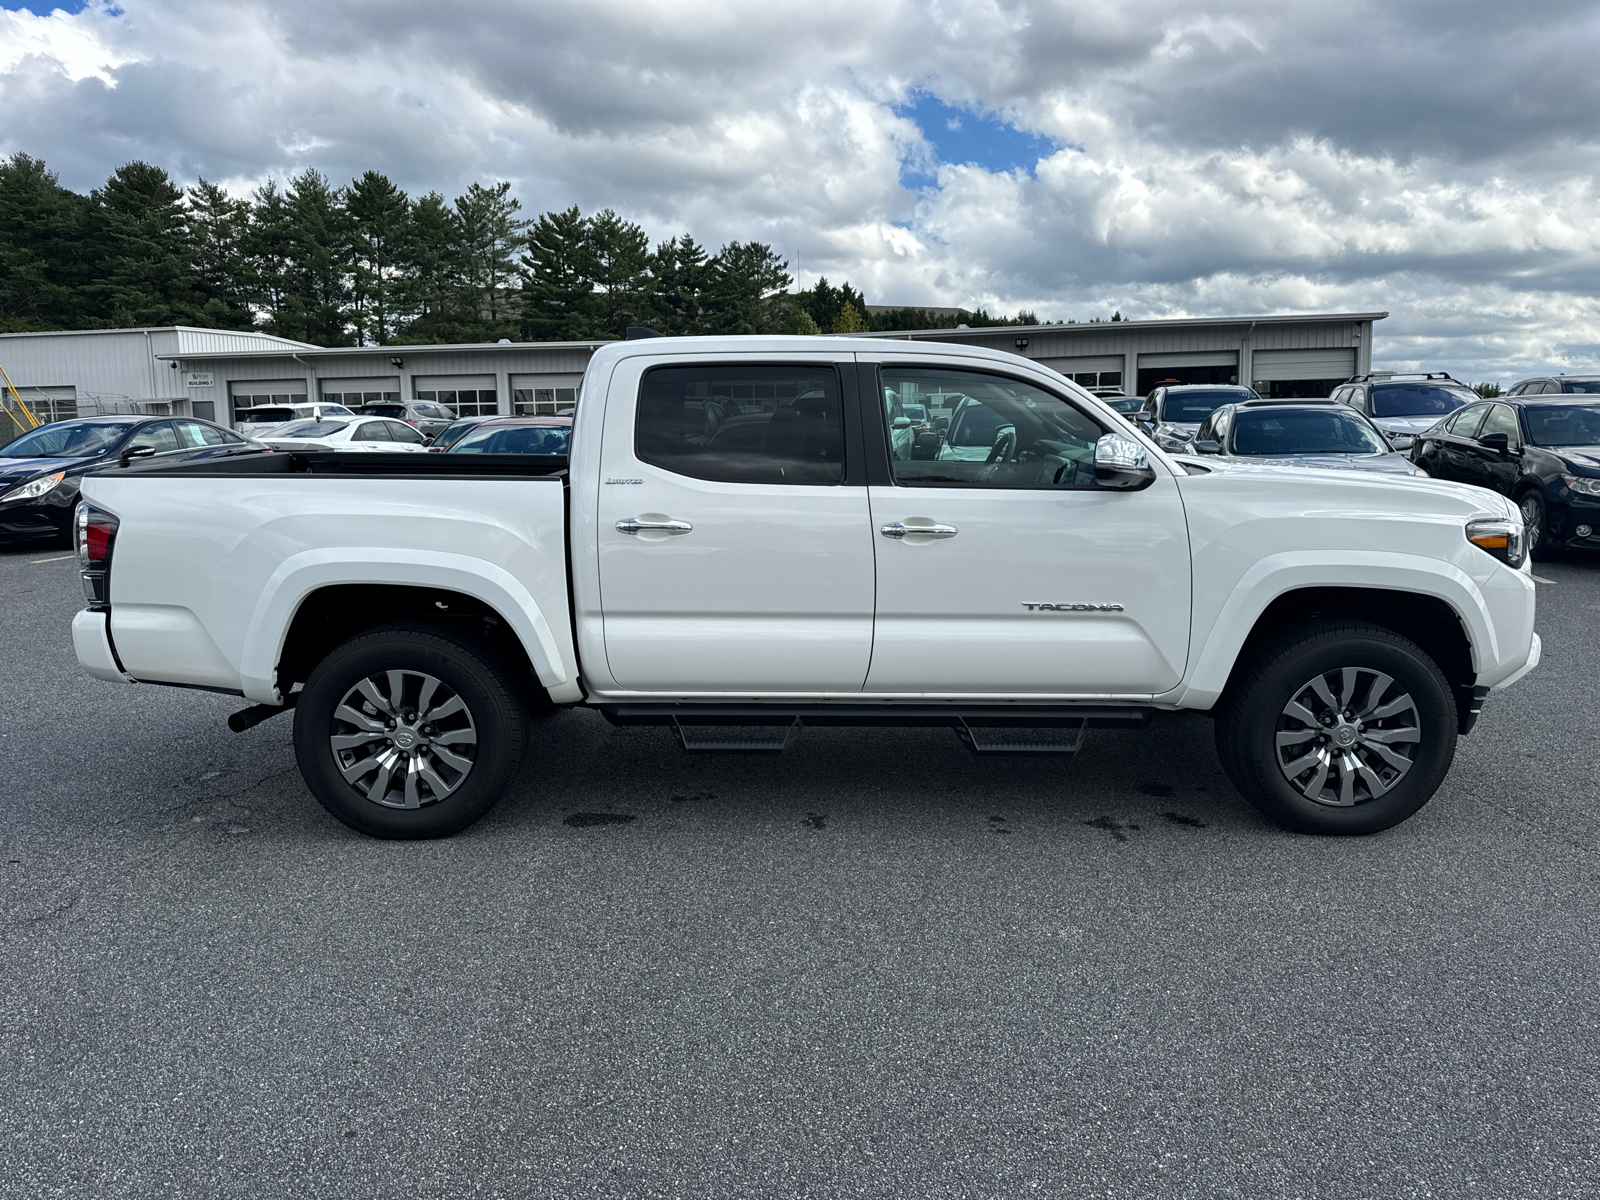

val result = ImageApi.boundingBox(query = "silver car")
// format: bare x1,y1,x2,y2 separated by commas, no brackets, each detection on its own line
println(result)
1331,374,1478,446
1189,400,1427,477
1137,384,1262,451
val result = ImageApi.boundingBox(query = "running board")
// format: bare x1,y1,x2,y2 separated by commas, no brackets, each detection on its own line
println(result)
602,704,1151,755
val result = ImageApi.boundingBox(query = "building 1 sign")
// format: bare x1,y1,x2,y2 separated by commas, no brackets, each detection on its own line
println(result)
185,371,215,388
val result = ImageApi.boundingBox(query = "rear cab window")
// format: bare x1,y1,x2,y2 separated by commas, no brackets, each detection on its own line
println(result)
635,364,845,485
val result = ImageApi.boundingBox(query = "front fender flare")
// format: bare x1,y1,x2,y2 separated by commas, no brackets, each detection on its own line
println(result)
1163,551,1498,710
237,549,573,705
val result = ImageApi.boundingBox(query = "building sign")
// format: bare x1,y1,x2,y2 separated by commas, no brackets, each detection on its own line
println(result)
185,371,215,388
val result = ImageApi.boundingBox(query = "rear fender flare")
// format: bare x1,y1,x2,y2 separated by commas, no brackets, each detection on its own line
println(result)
238,549,571,705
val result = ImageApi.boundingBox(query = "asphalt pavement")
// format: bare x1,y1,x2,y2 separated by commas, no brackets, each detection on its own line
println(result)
2,542,1597,1199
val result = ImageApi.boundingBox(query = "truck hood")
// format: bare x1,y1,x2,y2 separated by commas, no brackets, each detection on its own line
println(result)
1171,455,1518,521
1214,451,1421,476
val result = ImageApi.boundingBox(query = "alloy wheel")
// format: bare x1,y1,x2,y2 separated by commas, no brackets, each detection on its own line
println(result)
1520,495,1542,550
1274,667,1421,807
329,670,478,809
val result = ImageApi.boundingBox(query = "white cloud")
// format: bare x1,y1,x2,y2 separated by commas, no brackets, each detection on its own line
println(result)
2,0,1599,381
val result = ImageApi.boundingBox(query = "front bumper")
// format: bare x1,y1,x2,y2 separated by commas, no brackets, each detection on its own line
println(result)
0,483,78,542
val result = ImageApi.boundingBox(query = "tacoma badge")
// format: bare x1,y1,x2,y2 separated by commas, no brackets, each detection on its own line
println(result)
1022,602,1126,612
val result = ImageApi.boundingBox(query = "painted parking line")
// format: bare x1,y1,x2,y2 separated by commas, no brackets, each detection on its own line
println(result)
29,554,76,564
1531,574,1557,585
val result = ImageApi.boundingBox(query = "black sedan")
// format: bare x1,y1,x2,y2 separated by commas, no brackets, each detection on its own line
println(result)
0,415,261,545
1189,400,1426,476
1410,397,1600,559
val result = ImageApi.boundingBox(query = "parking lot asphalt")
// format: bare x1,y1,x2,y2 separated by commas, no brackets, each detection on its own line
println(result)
2,543,1597,1200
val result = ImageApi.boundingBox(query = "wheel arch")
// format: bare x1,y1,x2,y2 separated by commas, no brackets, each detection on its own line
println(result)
236,550,577,705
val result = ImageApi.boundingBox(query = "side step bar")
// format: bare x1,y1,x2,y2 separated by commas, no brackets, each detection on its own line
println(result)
601,704,1154,755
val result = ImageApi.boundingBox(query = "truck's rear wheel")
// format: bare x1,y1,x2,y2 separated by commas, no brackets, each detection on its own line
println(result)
293,623,528,839
1215,620,1457,835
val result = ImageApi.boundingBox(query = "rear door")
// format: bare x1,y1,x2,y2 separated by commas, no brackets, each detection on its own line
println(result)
860,357,1192,695
595,353,875,693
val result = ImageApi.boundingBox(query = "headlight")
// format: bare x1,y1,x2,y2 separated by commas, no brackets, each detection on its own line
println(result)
1155,426,1192,450
0,471,65,503
1562,474,1600,497
1465,517,1527,570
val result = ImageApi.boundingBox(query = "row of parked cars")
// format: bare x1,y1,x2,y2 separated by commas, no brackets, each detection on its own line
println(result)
0,403,572,545
1125,372,1600,559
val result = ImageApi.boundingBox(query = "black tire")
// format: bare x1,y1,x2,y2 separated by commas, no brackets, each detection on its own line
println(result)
293,622,528,839
1518,491,1557,562
1214,620,1457,835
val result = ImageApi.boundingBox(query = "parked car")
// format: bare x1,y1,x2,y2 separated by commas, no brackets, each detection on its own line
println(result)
235,402,355,437
445,416,573,456
1331,374,1476,444
0,415,262,544
354,400,456,440
73,335,1538,841
252,417,428,453
1410,396,1600,559
1099,394,1145,416
426,416,493,453
1138,384,1261,450
1505,375,1600,396
1190,400,1427,476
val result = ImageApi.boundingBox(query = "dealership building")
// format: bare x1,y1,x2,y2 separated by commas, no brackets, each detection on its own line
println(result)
0,311,1382,431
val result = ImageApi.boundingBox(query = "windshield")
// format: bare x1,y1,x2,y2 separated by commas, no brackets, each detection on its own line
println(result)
451,425,571,455
948,400,1010,447
1162,389,1256,423
268,420,350,438
1372,384,1473,417
238,409,297,424
1230,409,1390,456
1556,380,1600,394
1,422,138,458
357,404,406,417
1521,404,1600,447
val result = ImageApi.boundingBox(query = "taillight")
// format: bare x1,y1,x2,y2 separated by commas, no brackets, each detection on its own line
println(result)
76,501,119,610
406,419,418,426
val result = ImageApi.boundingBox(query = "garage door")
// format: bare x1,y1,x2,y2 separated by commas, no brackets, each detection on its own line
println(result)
1036,355,1124,375
1251,349,1356,381
1137,351,1238,369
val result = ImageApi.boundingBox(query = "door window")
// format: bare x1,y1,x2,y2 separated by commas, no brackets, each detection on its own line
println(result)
351,421,390,443
880,367,1104,488
636,365,844,484
175,420,227,448
385,421,425,444
125,422,179,454
1447,405,1489,437
1477,404,1522,447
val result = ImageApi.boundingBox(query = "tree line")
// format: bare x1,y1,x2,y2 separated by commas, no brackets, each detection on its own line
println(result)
0,154,1050,346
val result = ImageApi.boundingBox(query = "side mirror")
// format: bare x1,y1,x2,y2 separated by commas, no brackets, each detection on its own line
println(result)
1093,433,1157,491
1478,432,1510,454
1192,439,1222,455
1387,433,1415,452
933,416,950,433
119,445,157,468
892,416,912,430
912,431,942,460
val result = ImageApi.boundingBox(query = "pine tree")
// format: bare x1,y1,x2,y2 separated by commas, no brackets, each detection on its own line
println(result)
392,192,459,342
281,169,352,345
585,209,653,338
0,153,92,331
346,171,411,345
186,179,253,330
831,301,867,333
648,234,710,335
453,181,528,338
705,241,791,334
521,206,595,341
244,179,296,337
91,161,200,327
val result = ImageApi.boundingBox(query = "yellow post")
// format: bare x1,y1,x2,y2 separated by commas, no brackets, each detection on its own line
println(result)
0,362,43,431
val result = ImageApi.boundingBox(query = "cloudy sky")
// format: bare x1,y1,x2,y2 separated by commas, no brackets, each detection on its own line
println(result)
3,0,1598,382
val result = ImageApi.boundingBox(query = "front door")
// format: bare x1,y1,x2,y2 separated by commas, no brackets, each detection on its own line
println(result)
596,355,875,693
862,360,1192,695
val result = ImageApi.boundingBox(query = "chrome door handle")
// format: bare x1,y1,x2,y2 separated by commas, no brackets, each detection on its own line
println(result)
880,521,958,540
616,516,693,535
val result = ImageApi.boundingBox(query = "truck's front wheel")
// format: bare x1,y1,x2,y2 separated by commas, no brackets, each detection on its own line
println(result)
293,623,528,839
1215,620,1457,835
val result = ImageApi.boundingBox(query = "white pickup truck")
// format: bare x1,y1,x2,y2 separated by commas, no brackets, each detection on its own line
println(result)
70,336,1540,839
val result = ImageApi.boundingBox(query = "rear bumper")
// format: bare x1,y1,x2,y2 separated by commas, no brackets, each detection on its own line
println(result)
72,609,132,683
